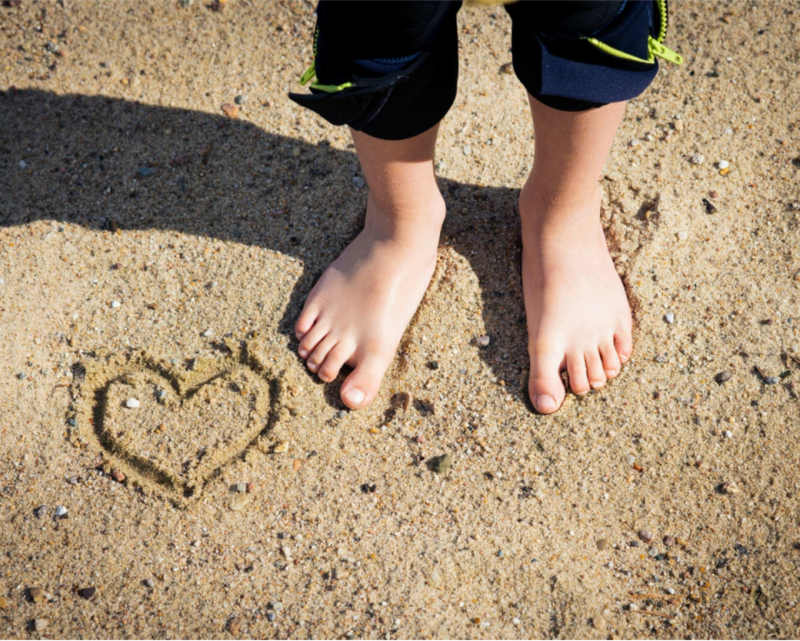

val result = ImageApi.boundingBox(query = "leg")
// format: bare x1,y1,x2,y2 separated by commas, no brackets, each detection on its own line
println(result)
521,96,632,414
295,124,445,409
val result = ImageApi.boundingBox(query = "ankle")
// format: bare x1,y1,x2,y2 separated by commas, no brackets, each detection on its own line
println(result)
364,189,446,246
519,178,601,235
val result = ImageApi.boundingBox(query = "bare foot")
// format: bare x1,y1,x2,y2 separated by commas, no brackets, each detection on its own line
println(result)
521,183,633,414
295,192,445,409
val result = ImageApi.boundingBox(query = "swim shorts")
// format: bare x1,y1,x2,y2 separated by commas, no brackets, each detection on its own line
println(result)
289,1,681,140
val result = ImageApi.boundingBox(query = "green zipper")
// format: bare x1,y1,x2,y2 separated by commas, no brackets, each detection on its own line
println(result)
299,25,355,92
582,0,682,66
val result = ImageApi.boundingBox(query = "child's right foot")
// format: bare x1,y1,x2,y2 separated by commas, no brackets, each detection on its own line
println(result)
295,191,445,410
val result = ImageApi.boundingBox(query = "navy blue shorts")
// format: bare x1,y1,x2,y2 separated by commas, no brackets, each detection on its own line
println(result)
289,1,681,140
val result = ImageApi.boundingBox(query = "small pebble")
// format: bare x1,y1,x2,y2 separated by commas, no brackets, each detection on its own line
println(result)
234,482,247,493
228,492,251,511
427,360,439,370
34,506,47,519
673,119,684,132
721,481,741,495
126,398,140,409
292,147,301,158
220,103,239,118
724,126,733,134
28,587,44,603
689,154,705,165
677,231,688,241
596,538,609,551
34,619,49,632
462,145,471,156
352,176,365,188
715,371,732,384
709,190,719,198
77,587,96,600
664,312,675,324
272,440,289,453
156,389,167,399
228,618,243,635
499,62,513,75
111,469,126,482
202,329,213,337
475,334,491,348
110,300,121,308
0,596,6,609
648,547,659,558
55,505,68,517
136,166,155,178
717,160,730,169
68,476,80,485
430,453,451,474
765,376,779,385
638,529,655,543
724,430,733,438
19,160,28,169
663,535,676,547
17,372,27,379
234,94,246,105
144,578,155,588
512,617,521,625
67,417,77,427
267,612,276,622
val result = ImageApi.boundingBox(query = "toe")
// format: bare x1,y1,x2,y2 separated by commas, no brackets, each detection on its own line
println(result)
585,349,607,389
295,302,320,340
567,351,591,395
297,314,330,359
528,344,566,414
317,340,355,383
614,329,633,364
307,334,338,374
340,347,393,410
599,340,621,378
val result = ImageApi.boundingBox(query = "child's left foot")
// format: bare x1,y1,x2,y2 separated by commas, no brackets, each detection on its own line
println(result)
521,182,633,414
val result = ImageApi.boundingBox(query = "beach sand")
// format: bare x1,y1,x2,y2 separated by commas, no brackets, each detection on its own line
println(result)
1,0,799,637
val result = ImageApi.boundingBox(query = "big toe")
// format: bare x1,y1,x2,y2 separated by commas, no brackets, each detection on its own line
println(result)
528,346,566,414
340,348,393,410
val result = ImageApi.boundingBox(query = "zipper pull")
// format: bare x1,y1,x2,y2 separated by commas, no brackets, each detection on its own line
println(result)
649,38,683,65
300,62,317,86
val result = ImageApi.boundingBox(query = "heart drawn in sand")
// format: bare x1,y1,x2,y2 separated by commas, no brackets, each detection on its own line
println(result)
72,348,283,504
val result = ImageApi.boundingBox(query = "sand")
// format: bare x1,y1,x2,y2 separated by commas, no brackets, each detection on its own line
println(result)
1,0,799,638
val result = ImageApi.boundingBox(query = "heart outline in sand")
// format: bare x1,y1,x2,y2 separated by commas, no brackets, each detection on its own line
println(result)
69,343,286,505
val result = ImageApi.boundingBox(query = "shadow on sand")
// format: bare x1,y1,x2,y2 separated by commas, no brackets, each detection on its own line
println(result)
1,88,535,408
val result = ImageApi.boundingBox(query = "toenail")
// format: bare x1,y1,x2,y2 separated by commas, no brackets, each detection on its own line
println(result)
535,395,556,412
344,388,366,407
591,381,604,389
308,362,318,372
298,349,308,358
606,369,617,377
